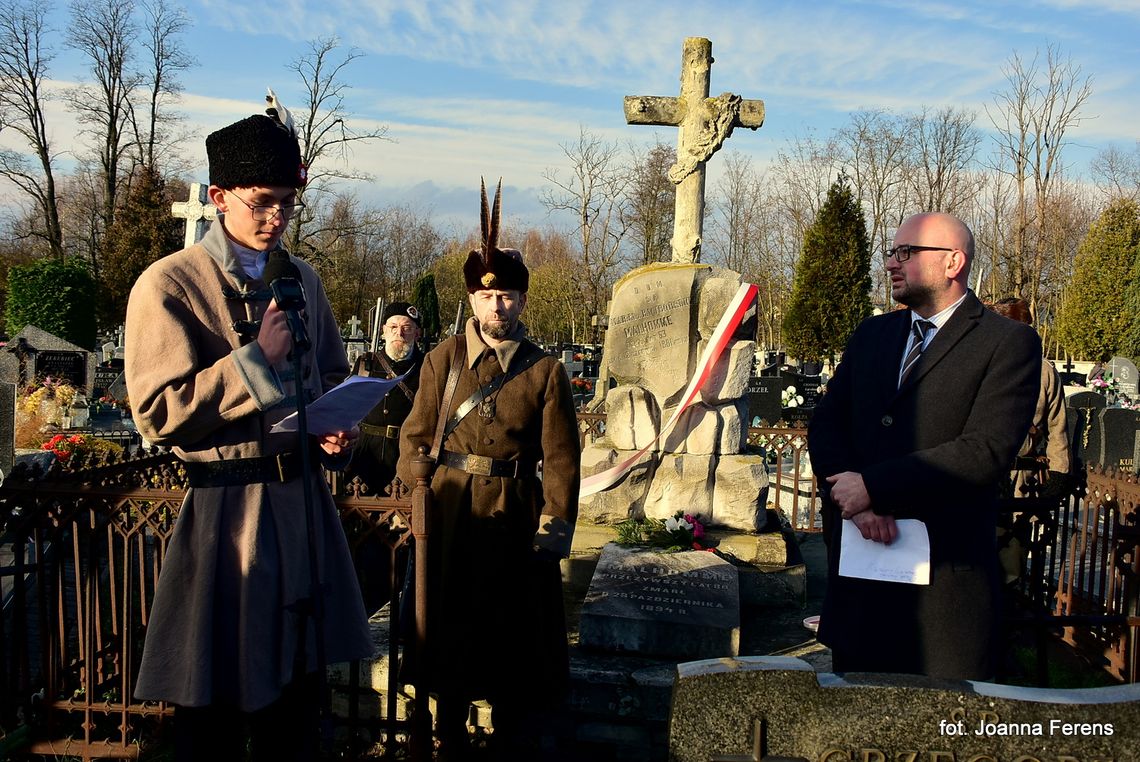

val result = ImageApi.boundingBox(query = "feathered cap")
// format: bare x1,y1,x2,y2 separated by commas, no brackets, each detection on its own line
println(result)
206,88,307,189
463,178,529,293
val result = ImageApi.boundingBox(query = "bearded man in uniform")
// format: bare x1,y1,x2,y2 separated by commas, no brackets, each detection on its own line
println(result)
397,180,580,761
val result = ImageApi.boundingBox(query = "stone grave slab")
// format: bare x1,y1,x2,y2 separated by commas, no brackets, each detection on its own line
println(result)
0,326,96,396
745,375,782,427
579,543,739,660
669,656,1140,762
1099,407,1138,472
604,265,699,405
1108,354,1139,400
782,370,822,409
1066,390,1106,467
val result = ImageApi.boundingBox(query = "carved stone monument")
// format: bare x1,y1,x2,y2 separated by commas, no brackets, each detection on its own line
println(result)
625,36,764,263
580,263,768,532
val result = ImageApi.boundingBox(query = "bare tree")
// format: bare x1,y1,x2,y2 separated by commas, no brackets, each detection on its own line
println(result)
0,0,62,257
768,131,842,240
541,127,632,344
286,36,392,255
65,0,141,272
986,45,1093,317
837,109,910,308
126,0,192,172
623,139,674,267
904,105,984,215
1090,142,1140,203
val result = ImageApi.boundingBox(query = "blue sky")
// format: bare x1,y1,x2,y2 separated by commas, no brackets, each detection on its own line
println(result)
11,0,1140,233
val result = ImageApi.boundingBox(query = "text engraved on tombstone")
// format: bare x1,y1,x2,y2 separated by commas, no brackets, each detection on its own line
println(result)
35,351,87,388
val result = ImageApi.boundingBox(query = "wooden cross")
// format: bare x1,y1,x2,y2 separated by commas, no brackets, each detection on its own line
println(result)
625,37,765,263
171,182,218,249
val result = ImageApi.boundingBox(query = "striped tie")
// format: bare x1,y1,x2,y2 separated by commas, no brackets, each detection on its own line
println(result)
899,319,933,387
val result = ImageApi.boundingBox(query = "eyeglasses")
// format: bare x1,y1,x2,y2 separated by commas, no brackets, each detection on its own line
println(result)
227,190,305,222
884,244,957,262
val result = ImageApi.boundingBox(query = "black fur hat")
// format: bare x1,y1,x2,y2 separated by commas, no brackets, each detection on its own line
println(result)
206,114,307,189
382,301,421,326
462,179,529,293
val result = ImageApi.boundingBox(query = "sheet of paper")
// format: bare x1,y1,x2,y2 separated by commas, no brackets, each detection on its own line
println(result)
839,518,931,585
270,374,404,434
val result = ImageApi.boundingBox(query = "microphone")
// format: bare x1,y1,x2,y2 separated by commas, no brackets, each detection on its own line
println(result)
262,250,311,352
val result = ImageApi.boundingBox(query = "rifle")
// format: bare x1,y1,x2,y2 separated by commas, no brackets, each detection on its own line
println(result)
452,298,465,337
370,297,384,353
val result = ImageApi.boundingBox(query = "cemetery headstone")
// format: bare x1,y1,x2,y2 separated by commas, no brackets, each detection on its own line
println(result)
107,373,128,406
669,656,1140,762
579,543,739,660
1109,354,1139,400
0,326,95,396
1099,407,1139,472
1066,390,1107,468
171,183,217,249
746,375,783,427
1134,431,1140,477
92,364,122,399
0,381,15,477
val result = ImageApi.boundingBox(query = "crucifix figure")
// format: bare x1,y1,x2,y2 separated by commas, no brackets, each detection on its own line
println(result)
171,182,218,249
625,37,765,263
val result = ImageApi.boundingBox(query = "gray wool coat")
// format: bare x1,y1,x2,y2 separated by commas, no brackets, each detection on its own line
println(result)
126,217,372,711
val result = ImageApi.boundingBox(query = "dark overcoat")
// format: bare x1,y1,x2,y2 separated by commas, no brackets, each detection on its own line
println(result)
396,318,580,701
346,347,423,494
808,291,1040,679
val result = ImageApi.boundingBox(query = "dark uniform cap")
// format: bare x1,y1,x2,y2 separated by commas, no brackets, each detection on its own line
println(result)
206,114,308,189
463,178,529,293
382,301,421,326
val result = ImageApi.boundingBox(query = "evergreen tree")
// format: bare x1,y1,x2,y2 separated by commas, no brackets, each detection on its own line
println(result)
411,273,441,345
98,166,181,329
781,177,872,363
1055,199,1140,361
5,257,98,349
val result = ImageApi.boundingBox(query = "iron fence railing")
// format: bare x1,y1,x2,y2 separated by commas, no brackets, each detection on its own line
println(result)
0,450,436,762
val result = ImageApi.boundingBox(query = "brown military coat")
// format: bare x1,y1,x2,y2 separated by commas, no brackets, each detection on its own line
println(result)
126,217,372,711
397,318,580,700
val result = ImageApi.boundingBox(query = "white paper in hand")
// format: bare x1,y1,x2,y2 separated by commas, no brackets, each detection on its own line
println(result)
839,518,931,585
270,375,404,435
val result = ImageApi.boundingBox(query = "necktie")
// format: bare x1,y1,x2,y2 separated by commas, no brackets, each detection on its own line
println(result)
899,319,933,387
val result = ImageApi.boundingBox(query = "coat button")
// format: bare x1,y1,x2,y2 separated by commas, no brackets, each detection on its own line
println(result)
881,415,893,427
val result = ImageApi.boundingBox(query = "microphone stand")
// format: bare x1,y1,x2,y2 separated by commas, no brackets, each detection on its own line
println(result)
282,307,332,754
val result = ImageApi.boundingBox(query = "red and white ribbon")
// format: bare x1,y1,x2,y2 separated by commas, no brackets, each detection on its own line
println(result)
580,282,759,497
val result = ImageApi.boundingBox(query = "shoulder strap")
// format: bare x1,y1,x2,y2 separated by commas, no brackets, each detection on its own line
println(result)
374,350,417,402
429,340,467,461
441,345,546,442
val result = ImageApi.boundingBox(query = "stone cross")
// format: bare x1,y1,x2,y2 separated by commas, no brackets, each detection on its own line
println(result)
171,182,218,249
346,315,363,339
625,37,765,263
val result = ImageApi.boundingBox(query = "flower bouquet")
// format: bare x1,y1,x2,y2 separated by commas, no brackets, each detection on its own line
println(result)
781,385,804,408
615,510,711,552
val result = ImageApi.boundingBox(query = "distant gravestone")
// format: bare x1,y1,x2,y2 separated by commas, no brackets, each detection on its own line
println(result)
0,381,15,476
745,375,782,426
171,182,217,248
1100,407,1139,472
107,373,128,405
782,370,822,409
1109,355,1139,399
0,326,95,396
1134,431,1140,477
669,656,1140,762
92,364,121,399
1066,389,1107,467
579,543,739,660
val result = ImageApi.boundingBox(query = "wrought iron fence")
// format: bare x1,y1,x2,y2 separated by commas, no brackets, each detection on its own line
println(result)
0,450,435,761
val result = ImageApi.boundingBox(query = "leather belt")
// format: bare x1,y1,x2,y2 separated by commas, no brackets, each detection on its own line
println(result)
439,449,534,479
182,452,315,488
360,422,400,439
